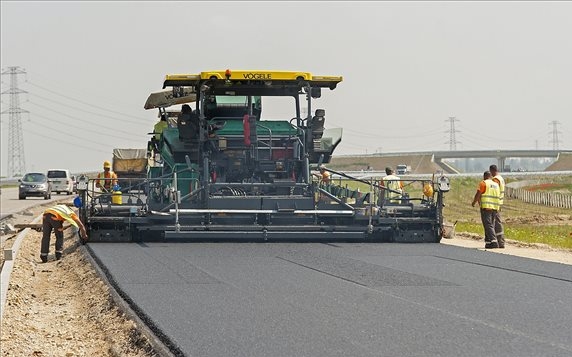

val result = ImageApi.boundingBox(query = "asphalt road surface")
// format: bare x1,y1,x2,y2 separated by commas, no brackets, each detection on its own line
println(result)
0,187,71,219
89,242,572,357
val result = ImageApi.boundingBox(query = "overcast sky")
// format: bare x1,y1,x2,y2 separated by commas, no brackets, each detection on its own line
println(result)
1,1,571,176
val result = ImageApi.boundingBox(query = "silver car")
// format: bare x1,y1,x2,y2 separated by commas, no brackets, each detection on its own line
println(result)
18,172,52,200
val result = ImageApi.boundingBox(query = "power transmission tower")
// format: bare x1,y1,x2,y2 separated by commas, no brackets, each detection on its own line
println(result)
548,121,561,150
1,66,28,177
445,116,460,151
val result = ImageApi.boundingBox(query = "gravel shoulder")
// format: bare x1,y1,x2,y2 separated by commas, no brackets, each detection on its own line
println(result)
441,232,572,265
1,205,570,356
1,204,158,357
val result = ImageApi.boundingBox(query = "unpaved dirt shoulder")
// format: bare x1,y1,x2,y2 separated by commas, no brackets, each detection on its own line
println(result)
1,209,158,357
441,232,572,265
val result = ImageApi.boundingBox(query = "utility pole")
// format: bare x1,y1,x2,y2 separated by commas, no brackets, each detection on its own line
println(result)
1,66,28,177
445,116,460,151
548,121,561,150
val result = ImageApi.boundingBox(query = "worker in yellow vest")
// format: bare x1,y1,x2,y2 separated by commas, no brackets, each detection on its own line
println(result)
381,167,403,203
471,171,501,249
489,164,506,248
153,114,169,141
150,113,169,154
40,204,87,263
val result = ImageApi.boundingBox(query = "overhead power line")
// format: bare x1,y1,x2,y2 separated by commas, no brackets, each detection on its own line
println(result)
27,91,143,125
23,126,111,154
26,80,147,122
27,110,146,142
27,100,145,140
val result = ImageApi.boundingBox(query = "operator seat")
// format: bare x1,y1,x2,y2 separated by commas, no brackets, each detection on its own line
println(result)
311,109,325,139
178,112,200,142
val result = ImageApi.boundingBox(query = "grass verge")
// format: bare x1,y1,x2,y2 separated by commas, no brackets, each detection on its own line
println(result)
444,175,572,250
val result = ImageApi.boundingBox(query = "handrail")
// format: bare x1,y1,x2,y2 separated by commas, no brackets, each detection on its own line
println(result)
255,123,272,159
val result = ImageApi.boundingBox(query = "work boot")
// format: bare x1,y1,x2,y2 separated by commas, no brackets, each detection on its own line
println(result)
485,242,499,249
55,252,62,260
40,255,48,263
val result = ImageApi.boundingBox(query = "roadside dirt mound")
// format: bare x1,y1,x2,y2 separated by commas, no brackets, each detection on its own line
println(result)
504,214,572,225
330,154,442,174
545,152,572,171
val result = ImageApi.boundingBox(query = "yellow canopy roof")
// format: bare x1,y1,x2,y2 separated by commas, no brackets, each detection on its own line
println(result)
163,70,342,89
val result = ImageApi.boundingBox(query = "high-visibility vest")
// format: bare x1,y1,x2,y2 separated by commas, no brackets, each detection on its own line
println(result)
154,120,169,141
493,174,505,205
481,179,500,210
45,204,79,228
383,175,402,200
97,171,117,189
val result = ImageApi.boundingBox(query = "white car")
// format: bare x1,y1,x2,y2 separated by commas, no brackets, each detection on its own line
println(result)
47,169,74,195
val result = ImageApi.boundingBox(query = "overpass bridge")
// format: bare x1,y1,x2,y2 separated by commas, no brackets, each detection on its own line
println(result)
431,150,568,172
331,150,572,174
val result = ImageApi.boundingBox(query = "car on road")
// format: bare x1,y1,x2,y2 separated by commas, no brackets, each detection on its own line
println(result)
47,169,74,195
396,164,408,175
18,172,52,200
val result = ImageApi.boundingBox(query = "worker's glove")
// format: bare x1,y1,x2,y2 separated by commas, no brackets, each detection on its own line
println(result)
78,231,88,245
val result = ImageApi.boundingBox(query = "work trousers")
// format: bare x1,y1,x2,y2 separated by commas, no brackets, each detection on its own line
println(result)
41,213,64,257
480,209,499,244
495,208,505,247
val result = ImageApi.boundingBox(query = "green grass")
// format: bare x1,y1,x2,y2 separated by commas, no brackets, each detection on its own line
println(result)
456,222,572,249
444,176,572,250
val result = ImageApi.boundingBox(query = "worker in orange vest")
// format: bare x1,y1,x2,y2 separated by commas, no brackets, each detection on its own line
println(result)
313,164,331,185
472,171,501,249
96,160,118,192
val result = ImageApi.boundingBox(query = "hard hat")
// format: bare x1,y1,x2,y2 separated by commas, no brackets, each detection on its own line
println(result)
103,160,111,168
423,182,434,198
319,164,326,170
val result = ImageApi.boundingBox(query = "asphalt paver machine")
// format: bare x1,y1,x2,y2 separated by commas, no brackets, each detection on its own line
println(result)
78,69,450,242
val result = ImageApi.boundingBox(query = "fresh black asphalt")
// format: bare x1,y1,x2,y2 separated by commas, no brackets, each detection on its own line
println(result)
88,243,572,357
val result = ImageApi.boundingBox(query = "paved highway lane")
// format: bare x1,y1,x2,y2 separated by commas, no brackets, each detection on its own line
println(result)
89,243,572,357
0,187,72,219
